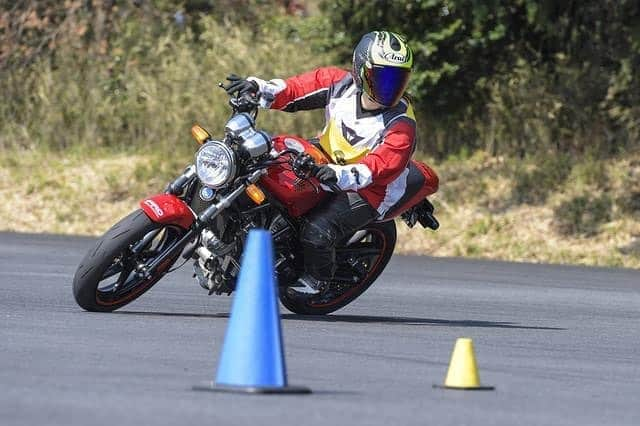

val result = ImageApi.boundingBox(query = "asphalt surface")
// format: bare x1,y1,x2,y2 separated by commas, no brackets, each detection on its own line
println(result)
1,231,639,426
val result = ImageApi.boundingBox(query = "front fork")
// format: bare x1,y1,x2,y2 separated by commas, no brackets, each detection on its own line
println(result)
165,165,197,196
138,168,265,279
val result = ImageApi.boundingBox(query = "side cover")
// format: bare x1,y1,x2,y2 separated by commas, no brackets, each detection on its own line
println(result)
382,160,439,220
139,194,195,229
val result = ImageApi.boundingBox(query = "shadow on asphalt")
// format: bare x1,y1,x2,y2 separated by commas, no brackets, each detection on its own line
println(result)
282,314,564,330
113,311,564,330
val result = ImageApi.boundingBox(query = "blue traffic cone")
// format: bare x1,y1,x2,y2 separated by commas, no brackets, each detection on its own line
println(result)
193,229,310,394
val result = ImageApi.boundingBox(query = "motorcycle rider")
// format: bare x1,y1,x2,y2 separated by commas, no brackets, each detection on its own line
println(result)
224,31,438,296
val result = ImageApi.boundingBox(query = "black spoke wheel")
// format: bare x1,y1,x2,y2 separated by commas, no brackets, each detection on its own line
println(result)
73,210,187,312
279,220,396,315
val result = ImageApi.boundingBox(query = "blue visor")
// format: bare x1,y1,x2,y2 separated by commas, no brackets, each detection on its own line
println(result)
363,65,410,107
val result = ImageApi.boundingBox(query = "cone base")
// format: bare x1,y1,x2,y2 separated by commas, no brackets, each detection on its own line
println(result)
433,384,495,391
193,382,311,394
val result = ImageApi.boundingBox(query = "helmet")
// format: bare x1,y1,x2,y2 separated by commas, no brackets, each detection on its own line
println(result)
352,31,413,107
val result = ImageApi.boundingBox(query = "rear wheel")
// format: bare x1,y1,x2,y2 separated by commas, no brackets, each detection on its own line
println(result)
279,221,396,315
72,210,187,312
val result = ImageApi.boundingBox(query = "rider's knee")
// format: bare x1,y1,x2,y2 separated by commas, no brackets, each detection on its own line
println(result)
300,219,336,250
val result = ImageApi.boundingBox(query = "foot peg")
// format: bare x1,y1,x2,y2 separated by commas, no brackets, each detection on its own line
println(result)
401,199,439,230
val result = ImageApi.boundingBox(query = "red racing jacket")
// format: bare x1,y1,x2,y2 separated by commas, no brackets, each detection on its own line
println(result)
249,67,433,217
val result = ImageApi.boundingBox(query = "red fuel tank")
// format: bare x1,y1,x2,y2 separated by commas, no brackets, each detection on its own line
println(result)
259,135,329,217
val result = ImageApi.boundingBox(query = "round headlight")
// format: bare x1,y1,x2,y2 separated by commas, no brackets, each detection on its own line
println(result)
195,141,236,188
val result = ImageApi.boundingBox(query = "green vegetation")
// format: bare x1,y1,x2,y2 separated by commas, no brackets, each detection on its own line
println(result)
0,1,330,154
1,1,639,268
553,194,613,237
325,0,640,158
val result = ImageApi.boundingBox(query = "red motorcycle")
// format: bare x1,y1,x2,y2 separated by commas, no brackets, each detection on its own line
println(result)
73,92,439,315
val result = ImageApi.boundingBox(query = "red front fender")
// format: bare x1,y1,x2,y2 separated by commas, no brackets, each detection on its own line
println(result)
139,194,195,229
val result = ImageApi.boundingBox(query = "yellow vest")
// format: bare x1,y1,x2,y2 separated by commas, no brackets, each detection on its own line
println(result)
318,119,370,165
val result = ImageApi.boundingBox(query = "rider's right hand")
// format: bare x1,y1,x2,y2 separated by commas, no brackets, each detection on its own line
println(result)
223,74,259,97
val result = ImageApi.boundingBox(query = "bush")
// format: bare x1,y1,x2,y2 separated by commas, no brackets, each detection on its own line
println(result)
0,9,333,154
324,0,640,158
617,192,640,216
511,155,572,204
553,194,613,236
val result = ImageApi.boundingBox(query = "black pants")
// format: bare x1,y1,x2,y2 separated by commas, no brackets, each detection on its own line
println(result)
300,192,378,281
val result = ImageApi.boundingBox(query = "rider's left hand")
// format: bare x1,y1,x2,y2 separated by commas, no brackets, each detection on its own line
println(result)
313,165,338,185
223,74,259,97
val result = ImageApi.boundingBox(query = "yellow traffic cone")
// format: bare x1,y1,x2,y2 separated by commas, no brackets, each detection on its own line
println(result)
434,338,494,390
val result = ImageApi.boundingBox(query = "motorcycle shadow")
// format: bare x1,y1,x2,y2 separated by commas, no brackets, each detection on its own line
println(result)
281,314,564,330
114,311,563,330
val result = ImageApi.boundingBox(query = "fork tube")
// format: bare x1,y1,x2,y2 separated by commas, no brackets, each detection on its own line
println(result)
141,228,196,278
144,170,266,277
198,170,265,224
131,229,162,254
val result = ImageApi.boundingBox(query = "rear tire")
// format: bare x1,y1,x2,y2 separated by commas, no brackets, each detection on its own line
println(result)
279,221,396,315
73,210,186,312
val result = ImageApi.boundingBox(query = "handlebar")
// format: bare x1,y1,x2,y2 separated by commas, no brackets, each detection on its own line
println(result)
217,79,341,193
229,92,260,114
217,81,260,118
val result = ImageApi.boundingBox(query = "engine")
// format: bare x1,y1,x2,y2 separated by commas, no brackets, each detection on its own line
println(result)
193,229,241,295
192,211,299,295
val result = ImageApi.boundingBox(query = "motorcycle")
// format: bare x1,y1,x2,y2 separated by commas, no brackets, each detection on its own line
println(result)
72,89,439,315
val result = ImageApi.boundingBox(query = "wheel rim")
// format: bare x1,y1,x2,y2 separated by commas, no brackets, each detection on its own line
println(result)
304,227,388,308
95,226,183,306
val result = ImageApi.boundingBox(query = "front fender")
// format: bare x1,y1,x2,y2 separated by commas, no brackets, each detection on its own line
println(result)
140,194,195,229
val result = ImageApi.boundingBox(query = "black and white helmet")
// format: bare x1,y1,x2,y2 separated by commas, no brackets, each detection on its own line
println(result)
352,31,413,107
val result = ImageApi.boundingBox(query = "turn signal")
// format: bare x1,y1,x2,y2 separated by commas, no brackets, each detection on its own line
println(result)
191,124,211,145
245,184,266,205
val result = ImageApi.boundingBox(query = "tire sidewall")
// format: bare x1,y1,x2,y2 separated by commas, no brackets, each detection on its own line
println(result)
280,220,397,315
72,210,177,312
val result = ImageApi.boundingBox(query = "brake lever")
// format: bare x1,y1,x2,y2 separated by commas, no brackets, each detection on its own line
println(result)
217,82,260,115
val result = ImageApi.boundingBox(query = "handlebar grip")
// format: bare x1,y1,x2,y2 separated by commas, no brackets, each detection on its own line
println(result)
326,182,342,193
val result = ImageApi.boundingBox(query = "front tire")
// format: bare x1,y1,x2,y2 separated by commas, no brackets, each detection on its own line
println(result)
279,221,396,315
73,210,186,312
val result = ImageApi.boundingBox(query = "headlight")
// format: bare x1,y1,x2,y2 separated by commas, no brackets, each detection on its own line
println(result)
195,141,236,188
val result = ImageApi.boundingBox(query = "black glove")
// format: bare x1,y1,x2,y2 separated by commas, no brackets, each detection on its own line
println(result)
223,74,259,97
313,165,338,185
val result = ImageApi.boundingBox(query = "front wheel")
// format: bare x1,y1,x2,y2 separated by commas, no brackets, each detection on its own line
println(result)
72,210,187,312
279,221,396,315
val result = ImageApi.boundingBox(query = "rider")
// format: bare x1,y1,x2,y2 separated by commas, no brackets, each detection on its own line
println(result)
224,31,438,296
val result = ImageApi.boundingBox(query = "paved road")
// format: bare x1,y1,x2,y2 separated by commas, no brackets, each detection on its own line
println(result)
1,232,639,426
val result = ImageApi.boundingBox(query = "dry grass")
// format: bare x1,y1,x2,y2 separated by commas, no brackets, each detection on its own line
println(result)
0,16,329,152
396,205,640,268
3,6,637,269
396,151,640,268
0,151,155,235
2,148,639,269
